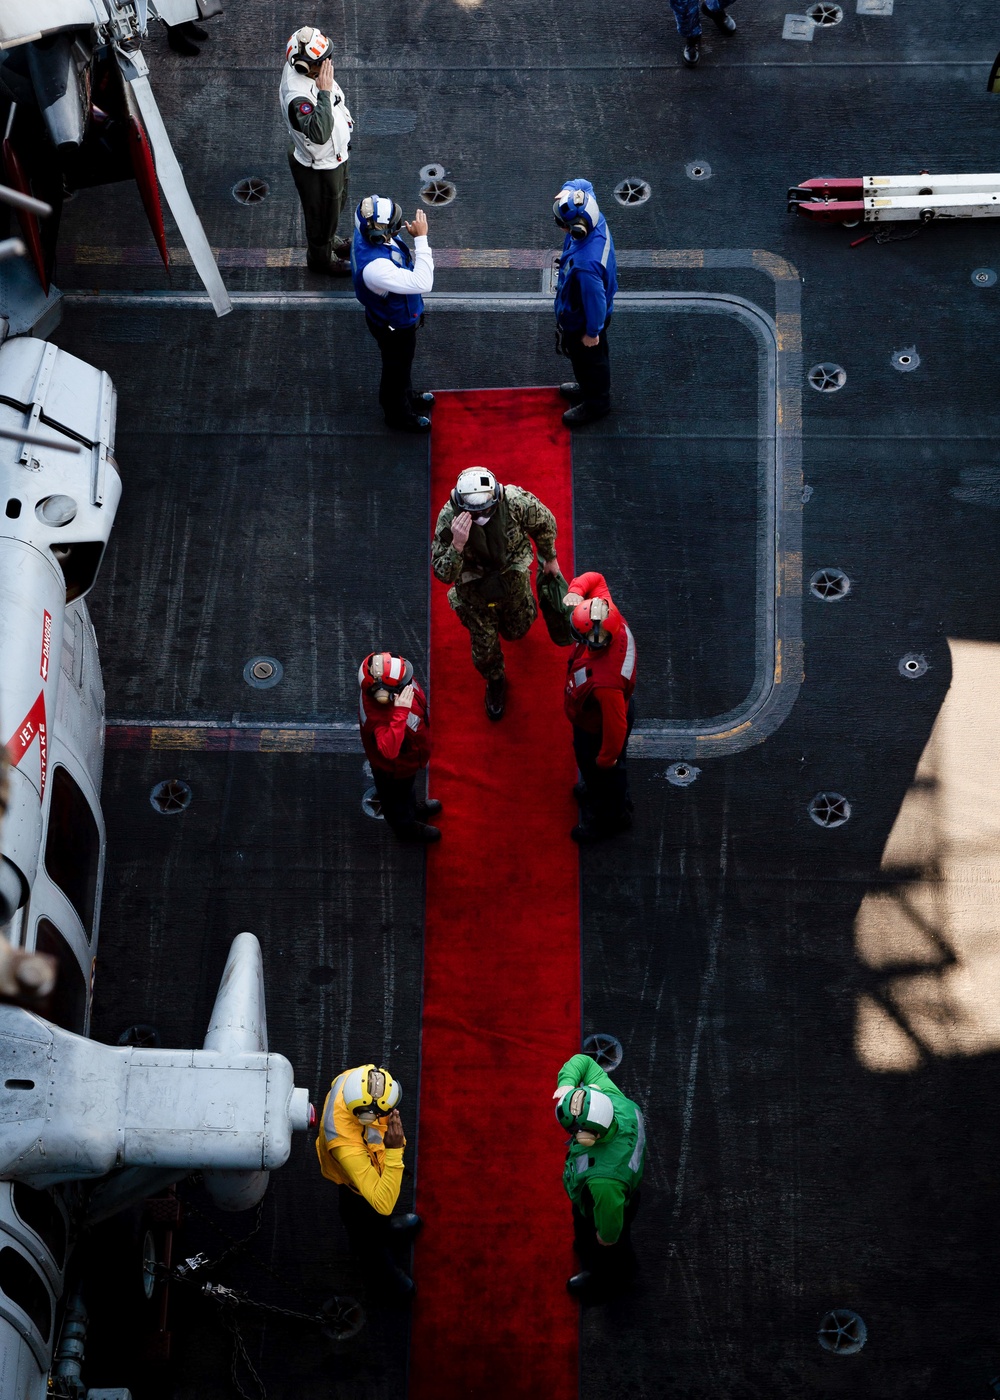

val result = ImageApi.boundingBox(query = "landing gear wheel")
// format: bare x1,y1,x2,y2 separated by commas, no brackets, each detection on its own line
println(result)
141,1228,157,1302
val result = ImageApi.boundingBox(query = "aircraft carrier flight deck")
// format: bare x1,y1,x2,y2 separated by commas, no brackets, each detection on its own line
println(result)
4,1,1000,1397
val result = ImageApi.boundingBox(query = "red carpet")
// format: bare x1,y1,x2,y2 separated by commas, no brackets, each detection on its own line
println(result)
410,389,580,1399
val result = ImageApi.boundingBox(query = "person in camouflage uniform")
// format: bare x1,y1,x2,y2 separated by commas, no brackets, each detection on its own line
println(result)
432,467,562,720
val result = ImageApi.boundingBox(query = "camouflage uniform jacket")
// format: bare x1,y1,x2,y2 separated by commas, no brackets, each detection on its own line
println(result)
431,486,558,601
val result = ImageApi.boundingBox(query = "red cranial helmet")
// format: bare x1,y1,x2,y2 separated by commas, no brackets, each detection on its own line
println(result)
570,600,621,650
358,652,414,704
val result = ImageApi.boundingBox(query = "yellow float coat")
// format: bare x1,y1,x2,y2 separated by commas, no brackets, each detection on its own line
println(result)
315,1068,406,1216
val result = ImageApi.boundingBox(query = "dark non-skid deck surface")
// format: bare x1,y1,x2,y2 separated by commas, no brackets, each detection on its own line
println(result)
47,0,1000,1396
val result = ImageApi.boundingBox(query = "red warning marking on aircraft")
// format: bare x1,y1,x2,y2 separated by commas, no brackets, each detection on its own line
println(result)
5,691,48,798
40,610,52,681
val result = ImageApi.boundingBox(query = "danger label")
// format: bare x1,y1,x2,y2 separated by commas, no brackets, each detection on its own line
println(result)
40,610,52,681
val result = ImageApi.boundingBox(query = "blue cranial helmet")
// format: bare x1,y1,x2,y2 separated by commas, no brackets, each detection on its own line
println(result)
356,196,405,246
553,182,601,240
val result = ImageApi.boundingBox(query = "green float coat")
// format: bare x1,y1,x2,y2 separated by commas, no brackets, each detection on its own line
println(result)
557,1053,646,1243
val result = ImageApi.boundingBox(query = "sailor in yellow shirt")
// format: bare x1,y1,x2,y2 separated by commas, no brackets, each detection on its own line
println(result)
316,1063,421,1297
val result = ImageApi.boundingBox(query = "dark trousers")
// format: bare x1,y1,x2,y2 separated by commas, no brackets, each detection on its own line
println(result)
365,317,422,427
287,151,350,269
572,1190,640,1290
371,767,421,838
562,317,612,413
574,697,635,830
338,1186,403,1287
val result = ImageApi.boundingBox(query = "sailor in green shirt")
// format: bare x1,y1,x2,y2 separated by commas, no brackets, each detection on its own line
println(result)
554,1051,646,1296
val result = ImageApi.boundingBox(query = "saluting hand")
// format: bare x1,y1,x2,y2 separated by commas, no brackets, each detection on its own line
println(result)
450,511,472,551
394,684,415,709
563,591,583,608
383,1109,405,1148
316,58,334,90
406,209,429,238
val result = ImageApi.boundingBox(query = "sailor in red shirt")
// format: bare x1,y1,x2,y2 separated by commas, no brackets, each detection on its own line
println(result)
358,652,441,843
562,573,636,843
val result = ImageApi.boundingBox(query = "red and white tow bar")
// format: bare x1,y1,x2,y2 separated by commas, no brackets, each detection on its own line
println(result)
789,173,1000,225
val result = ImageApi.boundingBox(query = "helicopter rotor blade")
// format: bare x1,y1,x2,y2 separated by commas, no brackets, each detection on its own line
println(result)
113,46,232,317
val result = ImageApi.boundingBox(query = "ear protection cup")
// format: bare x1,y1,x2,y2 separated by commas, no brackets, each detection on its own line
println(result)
553,185,601,239
358,196,404,246
288,26,330,75
358,652,413,696
450,472,502,516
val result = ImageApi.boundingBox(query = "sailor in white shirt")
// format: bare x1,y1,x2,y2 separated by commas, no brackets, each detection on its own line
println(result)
280,27,354,275
352,199,436,433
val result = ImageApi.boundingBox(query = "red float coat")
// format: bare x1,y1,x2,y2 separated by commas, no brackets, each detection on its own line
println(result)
564,572,636,768
359,682,431,778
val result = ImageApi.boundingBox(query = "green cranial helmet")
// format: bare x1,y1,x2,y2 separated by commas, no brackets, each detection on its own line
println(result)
555,1085,615,1138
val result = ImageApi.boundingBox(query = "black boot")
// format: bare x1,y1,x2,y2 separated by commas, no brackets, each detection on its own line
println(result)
388,1212,423,1236
567,1270,594,1295
563,402,611,427
701,1,736,30
682,36,700,66
167,22,201,55
386,414,431,433
397,822,441,844
307,257,351,277
485,674,507,721
559,382,583,402
381,1256,416,1298
571,814,633,845
417,798,442,818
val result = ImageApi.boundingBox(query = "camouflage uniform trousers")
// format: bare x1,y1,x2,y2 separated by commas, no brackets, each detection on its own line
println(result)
670,0,734,36
448,569,537,681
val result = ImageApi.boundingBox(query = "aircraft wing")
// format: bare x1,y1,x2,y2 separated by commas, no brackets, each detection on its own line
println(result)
115,46,232,316
0,1,108,50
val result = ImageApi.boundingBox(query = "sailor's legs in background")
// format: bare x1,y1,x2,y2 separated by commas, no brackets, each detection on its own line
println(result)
288,152,351,272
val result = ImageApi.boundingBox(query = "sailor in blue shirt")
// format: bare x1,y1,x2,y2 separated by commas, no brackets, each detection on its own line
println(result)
352,197,436,433
552,179,618,427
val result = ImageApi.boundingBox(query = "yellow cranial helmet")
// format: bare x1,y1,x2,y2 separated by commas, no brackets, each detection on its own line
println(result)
343,1064,401,1120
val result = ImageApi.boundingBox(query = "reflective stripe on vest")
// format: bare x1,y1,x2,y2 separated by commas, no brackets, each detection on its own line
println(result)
322,1071,350,1139
620,625,636,681
628,1108,646,1172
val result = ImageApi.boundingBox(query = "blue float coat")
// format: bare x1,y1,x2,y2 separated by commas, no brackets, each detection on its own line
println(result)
351,233,424,328
553,179,618,337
